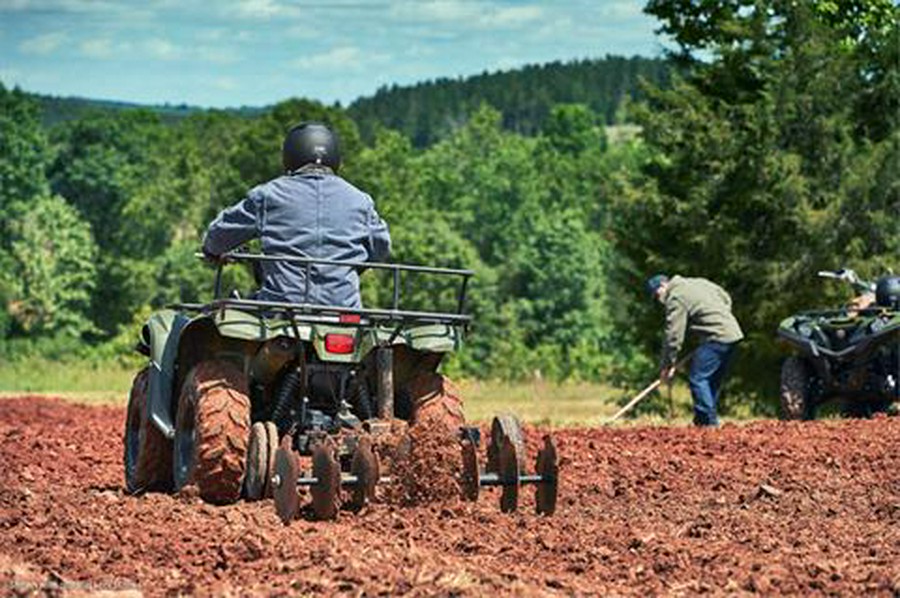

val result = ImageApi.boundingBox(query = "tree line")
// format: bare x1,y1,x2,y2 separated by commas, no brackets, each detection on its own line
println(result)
0,0,896,413
348,55,672,146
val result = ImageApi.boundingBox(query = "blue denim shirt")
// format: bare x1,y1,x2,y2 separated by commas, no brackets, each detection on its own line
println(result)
202,171,391,308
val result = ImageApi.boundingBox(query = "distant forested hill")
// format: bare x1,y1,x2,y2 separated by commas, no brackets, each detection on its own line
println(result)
33,94,263,127
27,54,669,140
348,55,671,146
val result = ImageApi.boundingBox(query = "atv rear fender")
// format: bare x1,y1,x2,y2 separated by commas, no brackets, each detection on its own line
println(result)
142,309,192,440
200,308,463,362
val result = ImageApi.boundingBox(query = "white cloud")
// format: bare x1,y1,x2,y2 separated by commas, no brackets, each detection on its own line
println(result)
230,0,298,19
197,46,239,64
481,5,542,28
597,1,644,20
79,37,118,58
144,37,180,60
211,76,237,90
393,0,475,23
0,0,141,14
285,24,318,40
390,1,543,29
196,28,226,42
293,45,390,71
74,34,237,64
300,46,364,70
19,32,66,55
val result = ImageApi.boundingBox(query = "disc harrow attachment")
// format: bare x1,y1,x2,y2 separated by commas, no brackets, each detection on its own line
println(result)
460,416,559,515
271,433,388,524
270,415,559,524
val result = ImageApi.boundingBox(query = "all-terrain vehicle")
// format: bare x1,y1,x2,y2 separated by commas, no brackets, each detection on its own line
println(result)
777,268,900,420
123,252,558,521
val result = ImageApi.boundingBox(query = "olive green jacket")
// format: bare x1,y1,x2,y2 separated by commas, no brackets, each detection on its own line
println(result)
660,276,744,366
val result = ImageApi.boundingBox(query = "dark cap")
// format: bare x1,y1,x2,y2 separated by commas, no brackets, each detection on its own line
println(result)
645,274,669,298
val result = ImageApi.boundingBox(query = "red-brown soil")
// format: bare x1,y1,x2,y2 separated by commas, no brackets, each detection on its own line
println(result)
1,396,899,596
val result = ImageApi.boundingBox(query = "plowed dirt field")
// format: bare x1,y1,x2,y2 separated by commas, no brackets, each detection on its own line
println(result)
2,396,899,596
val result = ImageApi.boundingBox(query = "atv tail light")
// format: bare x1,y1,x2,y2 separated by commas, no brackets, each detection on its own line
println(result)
325,333,355,354
339,314,361,324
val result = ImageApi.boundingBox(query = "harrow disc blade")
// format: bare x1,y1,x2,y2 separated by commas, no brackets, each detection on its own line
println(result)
535,435,559,516
244,422,269,501
460,439,480,502
498,437,521,513
310,438,341,521
273,439,300,524
488,414,526,474
348,435,379,512
263,421,279,499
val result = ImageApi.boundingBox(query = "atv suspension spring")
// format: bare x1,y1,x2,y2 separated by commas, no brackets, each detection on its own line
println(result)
273,367,302,434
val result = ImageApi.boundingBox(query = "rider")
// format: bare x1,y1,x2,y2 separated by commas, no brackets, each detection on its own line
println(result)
202,122,391,308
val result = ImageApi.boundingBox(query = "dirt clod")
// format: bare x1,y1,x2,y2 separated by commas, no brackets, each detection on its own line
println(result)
386,414,461,506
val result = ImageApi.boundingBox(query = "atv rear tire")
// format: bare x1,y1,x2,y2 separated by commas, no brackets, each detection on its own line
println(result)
780,356,811,421
407,373,465,428
124,367,172,493
173,361,251,504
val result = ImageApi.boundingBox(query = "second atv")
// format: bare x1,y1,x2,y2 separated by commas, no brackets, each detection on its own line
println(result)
777,268,900,419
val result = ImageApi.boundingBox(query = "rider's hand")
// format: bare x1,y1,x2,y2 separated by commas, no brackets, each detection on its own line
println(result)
201,248,220,264
848,292,875,311
659,365,676,384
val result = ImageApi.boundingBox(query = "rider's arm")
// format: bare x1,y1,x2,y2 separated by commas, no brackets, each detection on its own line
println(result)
202,191,262,257
364,199,391,263
661,297,688,367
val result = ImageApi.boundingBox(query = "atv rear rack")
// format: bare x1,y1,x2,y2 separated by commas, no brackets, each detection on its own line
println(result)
175,297,472,327
174,251,474,327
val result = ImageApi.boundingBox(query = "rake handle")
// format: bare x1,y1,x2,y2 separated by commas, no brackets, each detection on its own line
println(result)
604,351,695,425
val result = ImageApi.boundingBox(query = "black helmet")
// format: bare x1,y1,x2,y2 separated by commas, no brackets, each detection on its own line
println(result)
282,122,341,172
875,275,900,309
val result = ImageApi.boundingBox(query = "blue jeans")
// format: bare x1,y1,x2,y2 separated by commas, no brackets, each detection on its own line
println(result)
689,341,738,427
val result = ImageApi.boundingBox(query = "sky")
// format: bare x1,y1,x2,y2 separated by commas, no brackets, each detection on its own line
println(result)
0,0,667,108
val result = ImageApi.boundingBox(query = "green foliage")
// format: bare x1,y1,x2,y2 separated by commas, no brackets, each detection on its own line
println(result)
347,103,622,381
0,85,45,337
0,85,99,342
0,84,50,218
3,195,97,336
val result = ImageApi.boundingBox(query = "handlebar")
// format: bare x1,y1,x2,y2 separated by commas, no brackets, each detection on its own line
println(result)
817,268,876,294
